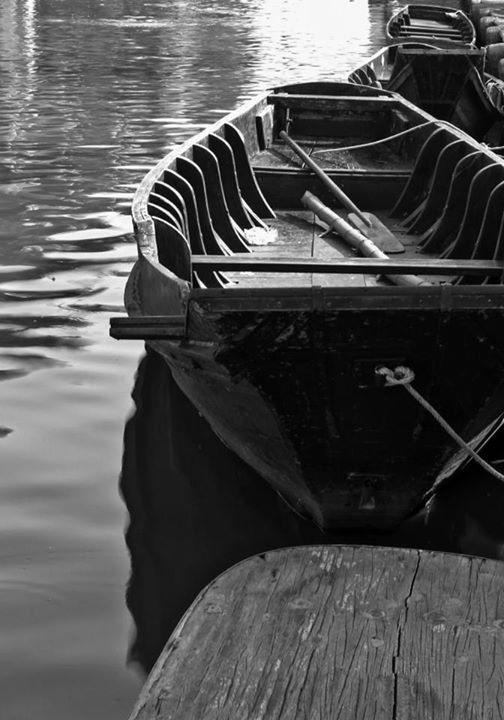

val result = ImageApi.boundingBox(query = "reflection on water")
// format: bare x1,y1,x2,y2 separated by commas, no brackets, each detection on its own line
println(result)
121,351,328,673
2,0,501,718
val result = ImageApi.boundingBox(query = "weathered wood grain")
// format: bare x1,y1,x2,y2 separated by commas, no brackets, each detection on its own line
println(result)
128,545,504,719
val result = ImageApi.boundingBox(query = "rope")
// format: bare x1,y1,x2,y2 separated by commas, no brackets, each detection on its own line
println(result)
311,120,453,157
376,365,504,483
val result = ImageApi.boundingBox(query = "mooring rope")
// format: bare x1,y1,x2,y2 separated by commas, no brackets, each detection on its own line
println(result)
376,365,504,483
311,120,453,157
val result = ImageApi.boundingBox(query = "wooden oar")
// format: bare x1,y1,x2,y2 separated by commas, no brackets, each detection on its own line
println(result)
302,191,429,287
279,130,405,254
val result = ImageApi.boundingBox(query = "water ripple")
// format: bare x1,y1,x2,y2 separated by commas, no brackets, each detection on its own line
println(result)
0,279,105,301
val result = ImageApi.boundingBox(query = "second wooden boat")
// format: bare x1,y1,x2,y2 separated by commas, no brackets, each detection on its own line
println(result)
111,82,504,531
348,44,500,140
386,4,476,45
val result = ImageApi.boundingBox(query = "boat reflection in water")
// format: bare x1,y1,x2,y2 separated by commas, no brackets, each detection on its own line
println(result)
120,349,330,673
120,349,504,675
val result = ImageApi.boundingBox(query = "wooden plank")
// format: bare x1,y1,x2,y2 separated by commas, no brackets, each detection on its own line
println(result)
188,286,504,312
266,93,397,111
192,255,504,276
396,28,462,36
311,222,380,288
128,545,504,719
402,24,462,33
111,288,504,337
110,315,185,340
189,283,504,311
254,169,408,210
396,550,504,717
398,48,483,57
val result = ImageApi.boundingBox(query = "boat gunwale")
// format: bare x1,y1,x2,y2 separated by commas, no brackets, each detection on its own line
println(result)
188,283,504,310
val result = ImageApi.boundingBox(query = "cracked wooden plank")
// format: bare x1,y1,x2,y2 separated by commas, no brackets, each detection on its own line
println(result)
128,546,504,719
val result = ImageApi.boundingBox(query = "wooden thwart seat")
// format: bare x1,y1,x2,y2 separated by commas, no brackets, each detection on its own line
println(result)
395,27,463,36
266,93,396,110
190,255,504,276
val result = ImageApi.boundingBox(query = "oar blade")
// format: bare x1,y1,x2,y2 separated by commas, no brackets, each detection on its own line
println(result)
347,212,405,254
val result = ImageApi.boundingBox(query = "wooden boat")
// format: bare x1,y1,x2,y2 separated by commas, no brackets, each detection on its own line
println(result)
386,4,476,45
348,44,500,140
111,81,504,531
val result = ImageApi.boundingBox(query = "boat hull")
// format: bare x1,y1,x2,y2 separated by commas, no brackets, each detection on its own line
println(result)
138,279,504,530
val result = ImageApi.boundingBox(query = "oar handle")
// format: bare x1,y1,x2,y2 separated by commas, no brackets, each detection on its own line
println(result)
279,130,371,227
302,191,428,288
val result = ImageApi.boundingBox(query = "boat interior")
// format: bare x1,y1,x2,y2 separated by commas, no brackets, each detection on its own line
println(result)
138,83,504,294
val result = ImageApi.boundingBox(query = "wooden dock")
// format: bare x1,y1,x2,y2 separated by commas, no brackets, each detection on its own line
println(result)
128,545,504,719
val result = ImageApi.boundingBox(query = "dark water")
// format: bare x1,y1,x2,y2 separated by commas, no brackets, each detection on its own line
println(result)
2,1,504,718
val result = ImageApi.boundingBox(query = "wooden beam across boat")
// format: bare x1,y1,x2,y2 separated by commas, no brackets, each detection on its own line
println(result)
396,27,463,36
127,545,504,720
399,24,462,33
266,93,397,111
191,255,504,276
